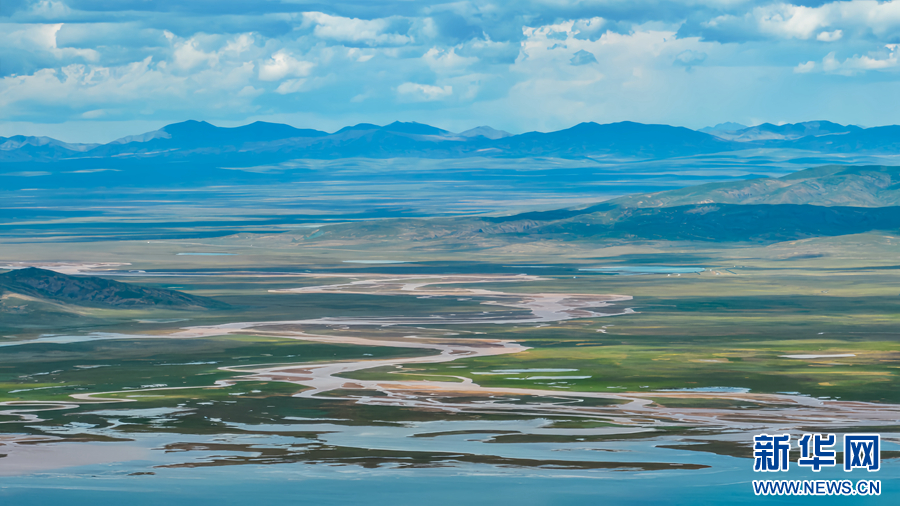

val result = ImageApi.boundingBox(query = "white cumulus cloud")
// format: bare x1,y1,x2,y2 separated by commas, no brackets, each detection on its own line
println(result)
794,60,816,73
817,29,843,41
300,12,412,46
172,38,219,70
822,45,899,74
275,79,307,94
423,47,478,74
1,23,99,63
396,82,453,101
259,51,314,81
699,1,900,41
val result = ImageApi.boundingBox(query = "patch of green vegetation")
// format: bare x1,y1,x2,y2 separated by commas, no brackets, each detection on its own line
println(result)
330,274,900,402
366,335,899,403
337,365,465,383
316,388,389,397
0,335,437,403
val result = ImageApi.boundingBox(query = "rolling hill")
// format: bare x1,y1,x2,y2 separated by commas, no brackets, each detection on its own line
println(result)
304,202,900,244
0,267,226,309
606,165,900,209
297,164,900,244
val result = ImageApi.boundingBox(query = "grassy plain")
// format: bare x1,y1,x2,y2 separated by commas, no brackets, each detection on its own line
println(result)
0,335,437,403
2,222,900,478
2,231,900,413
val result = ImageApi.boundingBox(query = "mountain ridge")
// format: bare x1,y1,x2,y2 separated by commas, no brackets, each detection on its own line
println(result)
2,120,742,162
708,121,862,141
4,119,899,166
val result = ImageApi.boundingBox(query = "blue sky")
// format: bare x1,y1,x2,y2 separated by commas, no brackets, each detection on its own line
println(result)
1,0,899,142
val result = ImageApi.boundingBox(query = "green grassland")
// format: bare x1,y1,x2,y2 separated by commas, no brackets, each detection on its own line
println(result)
3,166,900,473
2,230,900,411
350,331,899,402
0,230,898,477
0,335,437,403
0,288,520,338
338,271,900,402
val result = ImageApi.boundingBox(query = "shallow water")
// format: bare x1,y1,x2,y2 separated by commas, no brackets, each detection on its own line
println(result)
0,406,900,506
1,435,896,505
0,333,168,348
2,385,898,504
578,266,705,275
343,260,411,264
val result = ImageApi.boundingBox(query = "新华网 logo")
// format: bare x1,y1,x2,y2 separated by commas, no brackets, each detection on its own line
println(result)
753,433,880,473
752,433,882,497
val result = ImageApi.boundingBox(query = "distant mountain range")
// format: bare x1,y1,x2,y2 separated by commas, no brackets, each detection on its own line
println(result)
3,119,899,164
699,120,863,141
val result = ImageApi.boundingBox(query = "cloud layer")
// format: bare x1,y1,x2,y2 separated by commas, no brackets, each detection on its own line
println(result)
2,0,899,141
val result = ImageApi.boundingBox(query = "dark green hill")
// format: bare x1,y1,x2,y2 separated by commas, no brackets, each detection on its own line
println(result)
306,202,900,244
308,165,900,244
608,165,900,209
560,204,900,242
0,267,226,309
